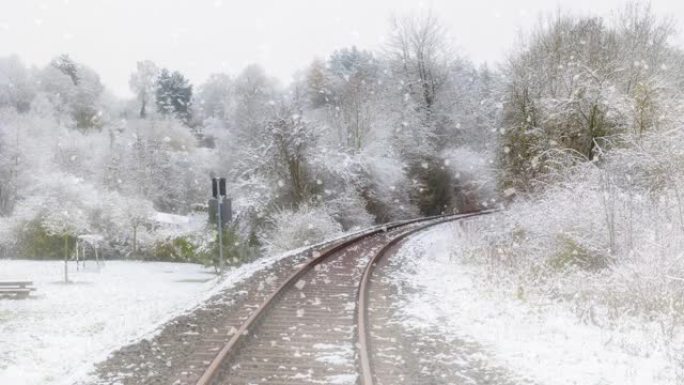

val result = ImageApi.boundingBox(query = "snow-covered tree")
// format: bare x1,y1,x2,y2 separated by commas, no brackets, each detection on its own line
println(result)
38,55,105,129
129,60,160,118
0,56,36,113
40,174,95,282
499,6,684,194
231,64,279,139
304,58,331,109
103,192,155,258
384,11,453,154
196,73,233,123
326,47,380,153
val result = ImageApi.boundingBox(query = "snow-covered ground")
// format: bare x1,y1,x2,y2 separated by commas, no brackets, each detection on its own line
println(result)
393,222,682,385
0,250,310,385
0,260,219,385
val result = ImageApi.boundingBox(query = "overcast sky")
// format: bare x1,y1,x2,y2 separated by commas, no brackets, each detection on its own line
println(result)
1,0,683,97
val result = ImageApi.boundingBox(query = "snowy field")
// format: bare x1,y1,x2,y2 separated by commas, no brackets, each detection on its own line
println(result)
0,260,235,385
393,222,682,385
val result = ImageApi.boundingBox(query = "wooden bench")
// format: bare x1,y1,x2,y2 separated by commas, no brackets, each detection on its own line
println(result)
0,281,36,298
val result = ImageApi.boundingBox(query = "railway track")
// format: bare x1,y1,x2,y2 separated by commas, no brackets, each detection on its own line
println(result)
183,211,492,385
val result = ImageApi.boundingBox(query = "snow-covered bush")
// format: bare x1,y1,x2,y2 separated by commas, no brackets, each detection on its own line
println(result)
0,217,11,257
196,223,259,271
324,189,375,231
454,129,684,341
309,149,377,229
262,205,343,254
442,147,497,211
99,191,156,257
498,6,684,194
359,150,417,221
309,147,416,225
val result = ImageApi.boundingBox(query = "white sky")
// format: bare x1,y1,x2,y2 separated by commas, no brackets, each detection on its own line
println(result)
1,0,682,97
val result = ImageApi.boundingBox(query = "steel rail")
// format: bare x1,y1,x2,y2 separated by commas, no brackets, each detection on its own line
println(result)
194,212,463,385
356,210,495,385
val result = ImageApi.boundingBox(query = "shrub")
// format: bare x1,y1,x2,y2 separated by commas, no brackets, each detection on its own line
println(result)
15,219,76,259
407,156,454,216
150,236,199,263
549,234,611,271
199,225,257,271
262,205,343,254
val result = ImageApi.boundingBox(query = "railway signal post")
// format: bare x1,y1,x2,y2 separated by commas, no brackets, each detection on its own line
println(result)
209,177,232,273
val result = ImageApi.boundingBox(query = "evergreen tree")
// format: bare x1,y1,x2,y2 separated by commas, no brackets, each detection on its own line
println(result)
155,69,193,124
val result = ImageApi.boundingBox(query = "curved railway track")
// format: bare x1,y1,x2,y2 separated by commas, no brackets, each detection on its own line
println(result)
192,211,492,385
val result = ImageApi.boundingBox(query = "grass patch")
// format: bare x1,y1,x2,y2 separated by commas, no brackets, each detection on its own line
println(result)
549,234,611,271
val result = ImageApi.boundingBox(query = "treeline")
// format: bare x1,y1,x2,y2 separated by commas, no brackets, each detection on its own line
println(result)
1,4,683,266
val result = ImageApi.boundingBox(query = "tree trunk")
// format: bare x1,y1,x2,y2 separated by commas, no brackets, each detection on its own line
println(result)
140,94,147,118
132,224,138,260
63,235,69,283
